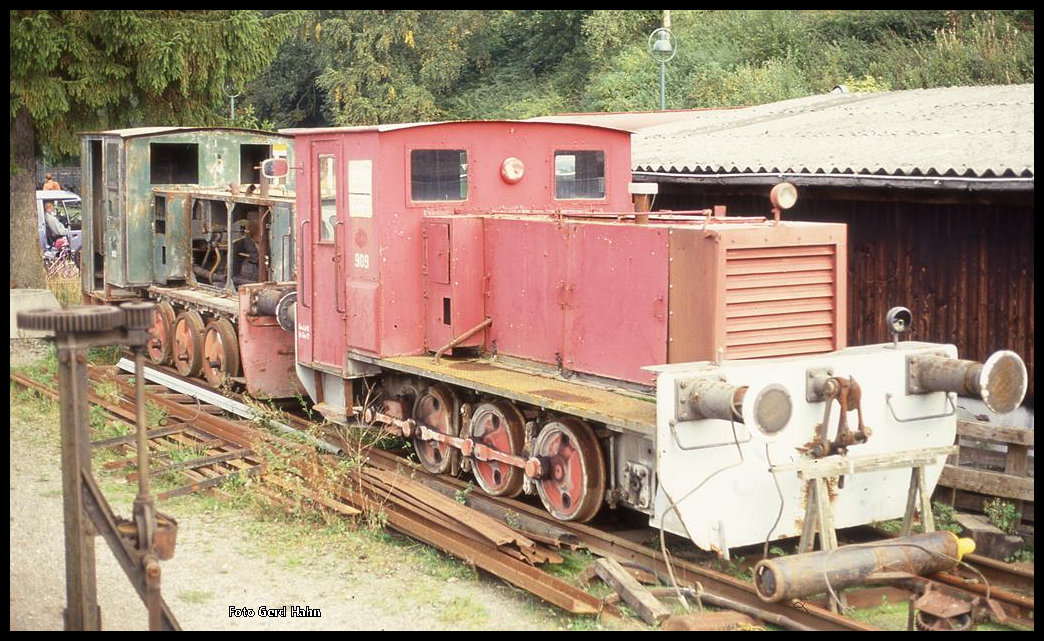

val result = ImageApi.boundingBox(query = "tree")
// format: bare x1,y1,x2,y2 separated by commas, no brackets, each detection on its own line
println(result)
315,10,490,125
9,10,300,289
244,11,329,129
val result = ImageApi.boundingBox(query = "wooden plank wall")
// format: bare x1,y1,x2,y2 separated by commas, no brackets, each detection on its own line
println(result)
936,419,1034,524
655,187,1035,404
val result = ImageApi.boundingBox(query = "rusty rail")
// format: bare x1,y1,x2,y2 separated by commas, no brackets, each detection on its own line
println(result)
358,447,874,631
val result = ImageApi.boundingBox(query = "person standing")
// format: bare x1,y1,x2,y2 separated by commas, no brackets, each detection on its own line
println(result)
42,172,61,190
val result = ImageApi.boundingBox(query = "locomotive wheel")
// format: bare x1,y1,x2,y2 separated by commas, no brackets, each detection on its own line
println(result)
201,317,240,388
532,417,606,522
412,384,460,475
469,400,526,498
172,310,206,377
147,301,176,365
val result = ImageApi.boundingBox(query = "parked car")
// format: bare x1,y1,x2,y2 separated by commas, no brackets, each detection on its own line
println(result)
37,189,82,254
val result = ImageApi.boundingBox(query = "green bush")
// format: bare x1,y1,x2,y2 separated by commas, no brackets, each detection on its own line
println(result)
983,498,1021,536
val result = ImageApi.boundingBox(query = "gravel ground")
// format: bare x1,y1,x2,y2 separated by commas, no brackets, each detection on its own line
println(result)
10,340,613,631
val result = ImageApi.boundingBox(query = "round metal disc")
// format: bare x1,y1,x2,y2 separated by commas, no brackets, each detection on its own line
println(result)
412,384,460,475
753,384,793,436
202,317,240,387
173,310,205,377
469,400,525,498
147,301,176,365
532,418,606,522
979,350,1027,414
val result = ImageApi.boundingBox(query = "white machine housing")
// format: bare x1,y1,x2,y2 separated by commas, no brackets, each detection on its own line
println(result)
650,341,963,553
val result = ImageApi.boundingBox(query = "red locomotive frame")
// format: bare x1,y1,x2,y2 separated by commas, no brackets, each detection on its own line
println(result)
286,120,857,527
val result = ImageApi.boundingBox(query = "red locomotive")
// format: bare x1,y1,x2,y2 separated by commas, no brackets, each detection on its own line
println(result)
283,119,1026,549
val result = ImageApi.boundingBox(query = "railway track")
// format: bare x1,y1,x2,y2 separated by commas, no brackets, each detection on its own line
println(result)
10,362,1034,631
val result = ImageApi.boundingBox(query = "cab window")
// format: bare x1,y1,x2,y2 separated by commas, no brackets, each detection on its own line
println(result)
554,150,605,200
317,154,337,242
411,150,467,201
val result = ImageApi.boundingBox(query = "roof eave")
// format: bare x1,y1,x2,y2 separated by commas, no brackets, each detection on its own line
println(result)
632,170,1035,192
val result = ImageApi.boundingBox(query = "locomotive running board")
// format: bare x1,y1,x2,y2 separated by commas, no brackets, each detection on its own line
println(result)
377,355,656,436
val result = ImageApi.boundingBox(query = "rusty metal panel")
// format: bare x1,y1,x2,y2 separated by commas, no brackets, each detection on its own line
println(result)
79,136,95,295
448,216,486,347
347,280,380,354
237,287,302,398
268,200,295,283
425,222,451,285
424,221,453,350
668,228,721,364
105,139,126,286
564,222,668,384
484,218,568,365
303,140,345,368
121,132,293,286
668,222,846,364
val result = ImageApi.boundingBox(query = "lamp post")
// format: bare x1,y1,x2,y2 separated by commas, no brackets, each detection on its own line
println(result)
223,83,241,123
647,13,677,111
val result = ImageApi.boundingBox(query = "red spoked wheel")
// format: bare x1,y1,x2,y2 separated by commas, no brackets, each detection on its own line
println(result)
532,417,606,522
469,400,525,498
412,384,460,475
147,301,176,365
173,310,205,377
201,317,240,388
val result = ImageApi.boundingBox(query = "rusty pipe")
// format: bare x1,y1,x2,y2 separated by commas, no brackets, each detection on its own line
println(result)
434,317,492,363
252,287,285,316
361,406,415,438
907,350,1027,414
754,531,975,603
687,378,747,422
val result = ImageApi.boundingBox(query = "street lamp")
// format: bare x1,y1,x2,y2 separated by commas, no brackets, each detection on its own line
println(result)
647,19,677,111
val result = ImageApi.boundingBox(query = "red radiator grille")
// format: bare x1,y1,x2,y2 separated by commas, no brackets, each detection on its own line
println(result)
724,245,837,359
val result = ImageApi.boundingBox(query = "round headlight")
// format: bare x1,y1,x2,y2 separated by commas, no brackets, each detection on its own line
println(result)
500,157,525,184
770,182,798,210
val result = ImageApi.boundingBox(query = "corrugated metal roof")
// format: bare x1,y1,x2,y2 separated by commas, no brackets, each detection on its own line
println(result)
629,84,1033,179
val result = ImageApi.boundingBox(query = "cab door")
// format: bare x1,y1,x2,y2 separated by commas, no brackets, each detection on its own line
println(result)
306,141,347,370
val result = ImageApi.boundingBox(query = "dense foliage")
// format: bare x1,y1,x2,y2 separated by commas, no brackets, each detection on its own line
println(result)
244,10,1034,127
9,10,300,287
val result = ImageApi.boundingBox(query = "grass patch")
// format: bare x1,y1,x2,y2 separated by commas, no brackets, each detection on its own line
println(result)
414,545,478,582
146,401,167,429
436,595,489,628
177,589,214,605
87,345,122,366
9,386,61,452
11,343,58,384
848,598,910,630
91,378,122,405
46,273,80,307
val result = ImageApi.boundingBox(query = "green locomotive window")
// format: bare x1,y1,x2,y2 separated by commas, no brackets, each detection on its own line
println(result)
240,144,270,184
411,150,467,202
554,150,605,200
150,143,199,184
317,154,337,242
